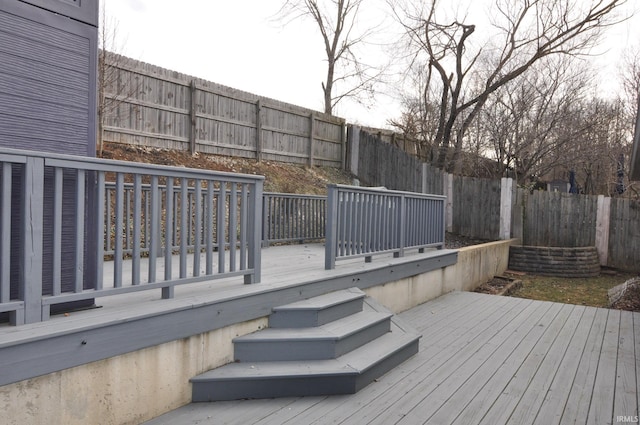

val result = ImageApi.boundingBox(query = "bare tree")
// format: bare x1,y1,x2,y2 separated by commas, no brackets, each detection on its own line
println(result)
278,0,383,115
393,0,627,172
482,57,591,184
97,3,138,157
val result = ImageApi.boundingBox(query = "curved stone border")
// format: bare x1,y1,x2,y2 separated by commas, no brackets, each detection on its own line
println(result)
508,246,601,278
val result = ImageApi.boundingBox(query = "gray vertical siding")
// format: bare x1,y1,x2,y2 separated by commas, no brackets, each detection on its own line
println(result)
0,0,98,310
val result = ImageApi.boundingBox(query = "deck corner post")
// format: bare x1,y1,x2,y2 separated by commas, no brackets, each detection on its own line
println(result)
246,179,263,284
20,157,44,323
325,185,338,270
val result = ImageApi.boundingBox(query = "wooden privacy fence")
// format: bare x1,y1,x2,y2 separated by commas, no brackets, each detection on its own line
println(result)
102,52,346,168
325,184,446,269
512,189,599,247
451,176,502,241
0,147,263,325
608,197,640,271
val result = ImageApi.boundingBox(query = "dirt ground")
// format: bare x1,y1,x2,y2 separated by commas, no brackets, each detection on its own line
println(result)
101,142,353,195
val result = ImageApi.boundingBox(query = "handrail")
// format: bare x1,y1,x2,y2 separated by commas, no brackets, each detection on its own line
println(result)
325,184,445,269
0,148,263,325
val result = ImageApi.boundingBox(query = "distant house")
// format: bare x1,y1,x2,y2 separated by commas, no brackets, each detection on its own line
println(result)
547,180,570,193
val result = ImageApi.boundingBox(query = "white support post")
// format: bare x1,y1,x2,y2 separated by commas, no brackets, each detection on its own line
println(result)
595,195,611,266
349,126,360,175
499,177,513,240
444,173,453,233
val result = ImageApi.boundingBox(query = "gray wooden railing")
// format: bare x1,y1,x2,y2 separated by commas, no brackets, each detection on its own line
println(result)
262,192,326,246
0,148,263,325
105,188,327,251
325,184,445,269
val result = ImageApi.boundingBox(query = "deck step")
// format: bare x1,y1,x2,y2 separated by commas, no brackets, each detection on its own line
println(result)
190,288,421,402
191,326,420,401
234,310,393,362
269,287,366,328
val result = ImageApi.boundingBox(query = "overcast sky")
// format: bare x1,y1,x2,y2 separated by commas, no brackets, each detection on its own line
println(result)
104,0,640,128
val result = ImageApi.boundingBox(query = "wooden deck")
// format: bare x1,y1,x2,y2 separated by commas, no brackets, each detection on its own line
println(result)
146,291,640,425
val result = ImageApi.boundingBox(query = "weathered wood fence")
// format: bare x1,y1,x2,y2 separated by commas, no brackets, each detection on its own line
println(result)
102,52,346,168
351,127,639,272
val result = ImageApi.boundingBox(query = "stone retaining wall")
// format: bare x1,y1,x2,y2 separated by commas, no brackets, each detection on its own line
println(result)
509,246,601,278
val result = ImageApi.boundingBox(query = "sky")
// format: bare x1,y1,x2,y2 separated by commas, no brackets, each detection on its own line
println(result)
103,0,640,129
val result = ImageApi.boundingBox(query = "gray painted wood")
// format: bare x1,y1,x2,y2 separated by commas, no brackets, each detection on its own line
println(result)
234,311,392,362
148,293,640,425
614,311,638,422
587,309,620,424
191,288,420,401
269,287,365,328
0,244,457,387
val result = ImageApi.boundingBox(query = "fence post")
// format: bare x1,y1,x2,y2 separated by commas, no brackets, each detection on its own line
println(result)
20,157,44,323
189,80,197,155
499,177,513,240
256,99,263,162
341,121,347,171
325,185,338,270
421,163,427,194
595,195,611,266
308,113,315,167
245,180,263,284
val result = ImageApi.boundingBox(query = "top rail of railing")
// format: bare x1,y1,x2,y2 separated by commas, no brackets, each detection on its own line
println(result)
324,184,446,269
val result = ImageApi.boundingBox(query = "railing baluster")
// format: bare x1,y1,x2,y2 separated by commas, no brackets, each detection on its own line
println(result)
149,176,159,283
229,183,238,272
132,175,141,285
125,186,131,253
74,169,85,292
113,174,124,288
95,171,105,290
106,187,112,254
180,178,188,279
217,182,226,273
240,184,248,270
52,168,63,296
205,182,213,275
163,177,174,298
0,163,11,303
193,180,202,277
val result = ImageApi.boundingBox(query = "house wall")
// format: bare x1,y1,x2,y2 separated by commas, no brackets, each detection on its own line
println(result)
0,240,515,425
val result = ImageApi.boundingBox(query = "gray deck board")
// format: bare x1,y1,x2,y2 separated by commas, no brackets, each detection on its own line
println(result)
531,306,598,425
559,307,611,425
144,293,640,425
615,311,638,421
426,299,555,425
588,309,621,425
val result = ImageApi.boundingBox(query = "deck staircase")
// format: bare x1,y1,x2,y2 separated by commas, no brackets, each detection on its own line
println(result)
190,288,421,401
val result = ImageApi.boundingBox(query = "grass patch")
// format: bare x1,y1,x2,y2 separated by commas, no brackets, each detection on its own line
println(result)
508,272,637,307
